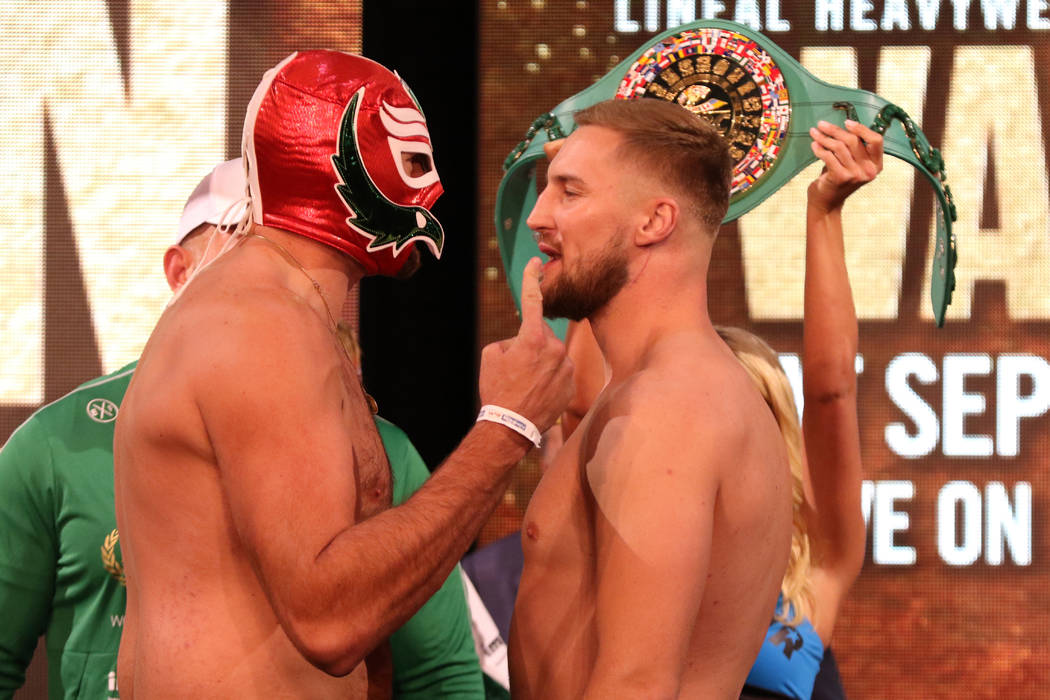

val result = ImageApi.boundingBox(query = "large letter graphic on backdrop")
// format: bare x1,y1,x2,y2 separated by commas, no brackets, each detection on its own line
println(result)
0,1,226,402
924,46,1050,321
739,46,928,320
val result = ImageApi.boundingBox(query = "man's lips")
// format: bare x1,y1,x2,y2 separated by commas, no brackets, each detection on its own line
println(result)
537,241,561,259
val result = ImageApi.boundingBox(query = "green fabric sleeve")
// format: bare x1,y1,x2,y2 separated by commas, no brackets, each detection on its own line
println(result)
389,564,483,700
375,418,484,699
0,417,57,697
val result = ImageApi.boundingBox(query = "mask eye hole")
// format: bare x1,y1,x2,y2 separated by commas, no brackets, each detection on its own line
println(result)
388,137,440,188
402,152,432,178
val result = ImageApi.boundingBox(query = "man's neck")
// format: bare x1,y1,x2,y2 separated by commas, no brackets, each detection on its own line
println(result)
588,253,713,382
248,225,365,325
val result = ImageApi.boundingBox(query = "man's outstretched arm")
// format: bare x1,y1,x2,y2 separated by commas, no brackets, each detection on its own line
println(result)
198,258,571,676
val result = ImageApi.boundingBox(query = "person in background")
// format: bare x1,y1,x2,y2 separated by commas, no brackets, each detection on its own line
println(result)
735,118,877,700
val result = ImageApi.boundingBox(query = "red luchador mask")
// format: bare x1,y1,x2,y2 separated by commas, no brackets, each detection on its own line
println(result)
243,50,444,276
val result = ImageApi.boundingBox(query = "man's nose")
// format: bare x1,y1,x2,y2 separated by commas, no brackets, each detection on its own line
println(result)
526,187,552,233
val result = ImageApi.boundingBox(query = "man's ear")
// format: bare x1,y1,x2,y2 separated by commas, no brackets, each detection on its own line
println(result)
163,244,193,292
634,198,678,247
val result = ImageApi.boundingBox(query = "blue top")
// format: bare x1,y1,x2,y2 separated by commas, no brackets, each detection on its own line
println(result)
744,597,825,699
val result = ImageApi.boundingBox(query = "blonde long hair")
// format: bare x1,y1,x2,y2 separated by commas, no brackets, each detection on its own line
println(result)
717,326,813,627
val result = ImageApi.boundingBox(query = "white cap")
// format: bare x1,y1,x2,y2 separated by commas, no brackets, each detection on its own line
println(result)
176,158,247,244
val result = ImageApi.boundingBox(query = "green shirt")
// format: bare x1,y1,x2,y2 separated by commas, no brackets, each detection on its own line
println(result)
0,363,481,699
380,416,483,698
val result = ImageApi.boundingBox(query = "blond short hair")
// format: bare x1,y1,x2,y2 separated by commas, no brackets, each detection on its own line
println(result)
574,99,732,232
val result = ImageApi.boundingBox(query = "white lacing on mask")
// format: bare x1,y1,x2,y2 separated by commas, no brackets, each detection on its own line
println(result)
168,187,254,306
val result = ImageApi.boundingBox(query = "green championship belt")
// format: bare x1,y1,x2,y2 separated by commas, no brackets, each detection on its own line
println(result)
495,19,958,336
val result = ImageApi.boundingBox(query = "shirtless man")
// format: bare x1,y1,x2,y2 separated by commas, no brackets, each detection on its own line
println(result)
509,98,792,699
113,51,571,698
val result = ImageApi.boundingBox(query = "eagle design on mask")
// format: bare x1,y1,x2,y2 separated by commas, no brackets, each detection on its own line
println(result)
332,87,444,258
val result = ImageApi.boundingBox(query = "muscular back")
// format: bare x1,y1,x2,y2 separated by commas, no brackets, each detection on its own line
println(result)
511,330,792,699
114,240,389,698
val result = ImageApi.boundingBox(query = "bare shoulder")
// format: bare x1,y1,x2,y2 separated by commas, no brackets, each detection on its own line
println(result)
172,268,339,389
579,334,784,511
135,264,351,461
603,341,765,450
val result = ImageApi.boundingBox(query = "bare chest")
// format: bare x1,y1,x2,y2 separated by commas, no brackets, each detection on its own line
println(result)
339,368,392,520
521,436,594,568
512,434,600,694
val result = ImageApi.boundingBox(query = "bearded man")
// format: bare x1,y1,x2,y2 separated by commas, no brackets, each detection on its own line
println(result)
509,98,792,699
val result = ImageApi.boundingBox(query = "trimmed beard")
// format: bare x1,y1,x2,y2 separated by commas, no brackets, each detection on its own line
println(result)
542,231,629,321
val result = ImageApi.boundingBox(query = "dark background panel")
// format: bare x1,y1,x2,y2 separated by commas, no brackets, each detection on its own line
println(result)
360,0,480,470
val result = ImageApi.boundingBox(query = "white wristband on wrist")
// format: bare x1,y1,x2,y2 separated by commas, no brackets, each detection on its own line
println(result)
476,405,543,448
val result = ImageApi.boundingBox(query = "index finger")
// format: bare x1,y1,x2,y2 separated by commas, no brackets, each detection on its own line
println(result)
519,257,544,333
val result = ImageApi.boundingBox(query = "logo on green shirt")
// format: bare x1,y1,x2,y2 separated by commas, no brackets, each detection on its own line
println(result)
87,398,118,423
101,529,125,586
